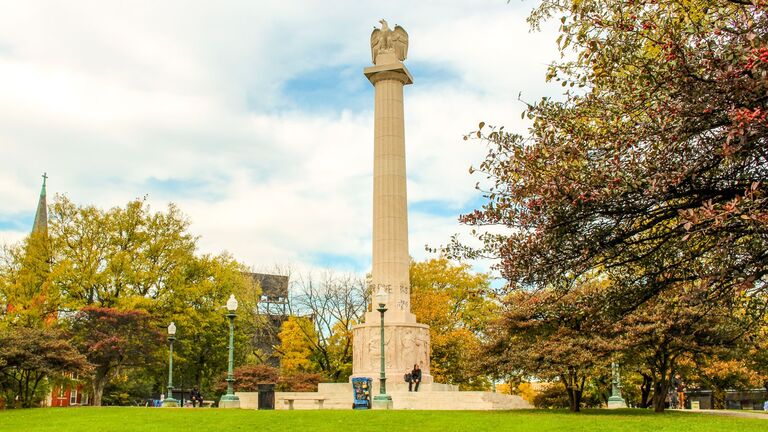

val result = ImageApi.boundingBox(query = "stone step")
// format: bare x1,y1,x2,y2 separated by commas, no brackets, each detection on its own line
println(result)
237,389,531,410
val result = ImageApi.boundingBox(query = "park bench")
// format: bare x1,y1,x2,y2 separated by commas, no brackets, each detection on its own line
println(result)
278,396,327,410
183,400,215,408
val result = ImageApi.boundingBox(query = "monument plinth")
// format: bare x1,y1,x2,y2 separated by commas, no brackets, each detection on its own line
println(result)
352,19,432,385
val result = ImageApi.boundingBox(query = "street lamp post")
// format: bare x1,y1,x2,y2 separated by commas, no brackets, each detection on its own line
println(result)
372,289,393,410
162,322,179,407
219,294,241,408
607,362,627,409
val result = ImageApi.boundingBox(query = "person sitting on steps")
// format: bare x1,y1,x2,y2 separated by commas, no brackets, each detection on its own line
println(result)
190,386,204,407
409,364,422,392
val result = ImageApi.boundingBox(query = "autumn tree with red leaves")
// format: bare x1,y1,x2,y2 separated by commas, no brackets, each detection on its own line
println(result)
70,307,163,406
454,0,768,412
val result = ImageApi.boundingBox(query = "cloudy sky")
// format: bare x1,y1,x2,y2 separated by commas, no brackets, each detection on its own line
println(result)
0,1,562,277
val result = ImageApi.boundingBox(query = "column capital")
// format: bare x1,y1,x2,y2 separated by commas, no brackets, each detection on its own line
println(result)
364,62,413,86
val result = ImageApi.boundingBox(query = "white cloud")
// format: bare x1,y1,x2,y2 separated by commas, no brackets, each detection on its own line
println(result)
0,1,562,277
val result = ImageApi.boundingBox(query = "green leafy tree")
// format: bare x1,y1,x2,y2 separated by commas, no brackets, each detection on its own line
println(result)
614,281,749,411
160,254,253,394
48,196,197,310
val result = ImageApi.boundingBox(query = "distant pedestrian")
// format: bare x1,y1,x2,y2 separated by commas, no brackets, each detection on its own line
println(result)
409,364,422,392
190,386,204,407
674,375,686,409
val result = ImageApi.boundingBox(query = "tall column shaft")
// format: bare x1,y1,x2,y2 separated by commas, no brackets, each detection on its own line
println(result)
367,65,414,324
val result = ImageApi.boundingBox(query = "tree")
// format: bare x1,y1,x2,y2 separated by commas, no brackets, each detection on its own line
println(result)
746,323,768,397
451,0,768,412
1,195,255,403
276,316,318,375
48,196,197,310
483,277,611,412
0,326,90,407
284,272,367,381
614,281,749,412
693,357,759,409
69,307,163,406
0,232,57,327
410,258,497,389
455,0,768,304
159,253,253,393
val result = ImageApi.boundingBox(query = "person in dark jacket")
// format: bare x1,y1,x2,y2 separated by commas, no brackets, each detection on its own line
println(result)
190,386,204,407
409,364,422,392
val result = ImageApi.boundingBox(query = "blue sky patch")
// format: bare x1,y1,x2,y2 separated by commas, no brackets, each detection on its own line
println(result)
0,213,33,232
409,195,485,218
406,61,462,87
305,251,370,272
281,64,370,112
142,176,228,202
280,61,463,112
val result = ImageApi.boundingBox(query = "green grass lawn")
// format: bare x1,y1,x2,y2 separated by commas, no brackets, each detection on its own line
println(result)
1,407,766,432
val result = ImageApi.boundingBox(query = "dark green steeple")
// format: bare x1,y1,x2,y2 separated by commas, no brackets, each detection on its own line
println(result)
32,173,48,235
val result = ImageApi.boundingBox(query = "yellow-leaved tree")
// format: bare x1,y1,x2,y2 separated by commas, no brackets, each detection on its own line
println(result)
277,316,317,375
410,258,497,389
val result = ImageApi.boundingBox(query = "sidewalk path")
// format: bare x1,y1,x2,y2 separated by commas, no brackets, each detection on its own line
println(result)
682,409,768,420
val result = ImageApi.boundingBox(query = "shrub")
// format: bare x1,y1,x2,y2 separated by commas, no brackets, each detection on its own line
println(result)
215,364,280,393
277,372,323,392
532,384,569,409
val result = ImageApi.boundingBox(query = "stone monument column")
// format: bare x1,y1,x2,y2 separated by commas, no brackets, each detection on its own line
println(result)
352,19,432,385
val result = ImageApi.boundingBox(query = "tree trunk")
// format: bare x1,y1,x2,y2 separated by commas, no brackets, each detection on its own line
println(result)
639,374,653,408
652,380,668,413
712,387,725,410
91,368,112,406
564,384,582,412
572,389,582,412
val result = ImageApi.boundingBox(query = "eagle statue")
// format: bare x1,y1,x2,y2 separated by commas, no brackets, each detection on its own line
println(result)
370,19,408,64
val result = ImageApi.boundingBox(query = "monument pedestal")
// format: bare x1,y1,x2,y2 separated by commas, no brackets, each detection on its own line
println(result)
607,395,627,409
351,321,432,384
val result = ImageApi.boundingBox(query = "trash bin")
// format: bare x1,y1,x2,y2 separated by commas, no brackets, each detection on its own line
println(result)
691,401,700,410
352,377,372,409
258,383,275,410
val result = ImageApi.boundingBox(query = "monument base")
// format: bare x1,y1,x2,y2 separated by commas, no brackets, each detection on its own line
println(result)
352,322,432,384
607,396,627,409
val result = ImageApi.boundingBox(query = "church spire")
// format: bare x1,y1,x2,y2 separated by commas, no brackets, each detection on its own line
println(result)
32,173,48,235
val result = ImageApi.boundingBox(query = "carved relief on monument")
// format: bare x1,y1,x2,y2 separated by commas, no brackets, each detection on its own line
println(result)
400,328,416,368
352,323,431,379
